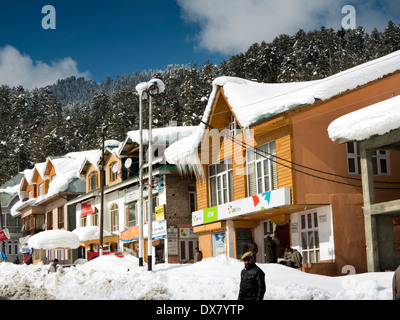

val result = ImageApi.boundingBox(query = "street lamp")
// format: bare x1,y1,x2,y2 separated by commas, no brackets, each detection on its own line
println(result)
136,78,164,271
99,124,108,256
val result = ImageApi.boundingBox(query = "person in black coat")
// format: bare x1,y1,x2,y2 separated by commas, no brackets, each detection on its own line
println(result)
238,251,266,300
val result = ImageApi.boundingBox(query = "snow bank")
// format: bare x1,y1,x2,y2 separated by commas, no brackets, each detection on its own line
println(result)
0,256,394,300
328,95,400,143
165,50,400,175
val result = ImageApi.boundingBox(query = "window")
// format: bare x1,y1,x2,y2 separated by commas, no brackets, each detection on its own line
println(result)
58,207,64,229
346,142,389,176
228,114,240,137
300,210,320,264
189,189,197,213
89,172,99,191
109,161,119,182
126,202,137,227
81,215,87,227
180,239,198,262
144,197,158,223
247,141,277,196
110,203,119,232
92,211,99,227
39,183,44,196
46,211,53,230
209,159,233,207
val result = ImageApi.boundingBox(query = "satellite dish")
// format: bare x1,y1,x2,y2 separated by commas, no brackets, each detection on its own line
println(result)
112,162,120,173
125,158,132,169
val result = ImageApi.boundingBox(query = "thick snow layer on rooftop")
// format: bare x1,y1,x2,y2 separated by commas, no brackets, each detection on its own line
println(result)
10,149,101,217
27,230,80,250
328,95,400,143
126,126,198,145
72,226,111,242
165,50,400,173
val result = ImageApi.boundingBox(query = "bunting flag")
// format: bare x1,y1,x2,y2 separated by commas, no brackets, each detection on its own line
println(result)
0,250,8,261
0,229,10,241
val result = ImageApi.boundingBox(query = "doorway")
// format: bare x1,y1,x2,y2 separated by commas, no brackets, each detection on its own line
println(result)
235,228,253,259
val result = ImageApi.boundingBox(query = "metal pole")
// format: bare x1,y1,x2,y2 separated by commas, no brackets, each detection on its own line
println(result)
99,126,106,256
138,94,144,267
147,93,153,271
0,198,5,260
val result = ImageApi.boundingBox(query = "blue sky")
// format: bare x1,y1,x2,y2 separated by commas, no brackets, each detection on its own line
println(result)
0,0,398,89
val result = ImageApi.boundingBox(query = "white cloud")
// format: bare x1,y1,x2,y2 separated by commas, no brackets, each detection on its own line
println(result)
0,45,90,90
176,0,397,55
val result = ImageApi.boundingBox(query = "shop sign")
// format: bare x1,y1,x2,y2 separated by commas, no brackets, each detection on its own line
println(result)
155,204,165,220
179,228,198,238
152,220,167,240
81,201,94,216
192,187,291,226
167,225,178,256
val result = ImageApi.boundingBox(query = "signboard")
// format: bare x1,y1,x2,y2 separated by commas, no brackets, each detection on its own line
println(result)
120,226,139,242
167,225,178,256
0,229,10,241
155,204,165,221
152,220,167,240
179,228,198,238
212,232,226,257
192,187,291,226
81,201,94,216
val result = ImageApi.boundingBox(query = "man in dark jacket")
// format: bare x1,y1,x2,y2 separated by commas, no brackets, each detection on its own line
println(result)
238,251,266,300
393,265,400,300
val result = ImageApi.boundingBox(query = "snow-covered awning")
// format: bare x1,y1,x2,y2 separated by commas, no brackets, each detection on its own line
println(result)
28,230,80,250
72,226,111,242
328,95,400,144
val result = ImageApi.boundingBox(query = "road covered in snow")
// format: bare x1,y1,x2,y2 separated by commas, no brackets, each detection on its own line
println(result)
0,255,394,300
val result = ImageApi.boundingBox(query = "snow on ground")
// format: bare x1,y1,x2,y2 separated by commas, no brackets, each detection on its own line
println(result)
0,255,394,300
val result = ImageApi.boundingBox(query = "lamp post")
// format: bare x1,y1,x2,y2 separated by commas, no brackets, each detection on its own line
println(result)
138,92,144,267
146,82,159,272
99,125,107,256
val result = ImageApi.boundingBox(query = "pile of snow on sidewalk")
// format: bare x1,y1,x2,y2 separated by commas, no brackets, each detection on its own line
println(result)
0,255,394,300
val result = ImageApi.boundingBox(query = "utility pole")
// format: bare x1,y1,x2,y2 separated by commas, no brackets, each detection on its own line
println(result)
99,125,107,256
147,88,154,271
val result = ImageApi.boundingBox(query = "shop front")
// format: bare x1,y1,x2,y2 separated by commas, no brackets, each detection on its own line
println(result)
193,187,292,261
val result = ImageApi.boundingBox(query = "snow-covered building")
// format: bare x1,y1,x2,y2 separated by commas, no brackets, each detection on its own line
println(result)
0,173,24,263
328,95,400,272
165,50,400,275
66,126,199,264
10,150,98,264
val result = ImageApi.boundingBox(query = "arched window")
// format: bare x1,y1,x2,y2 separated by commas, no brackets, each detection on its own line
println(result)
110,203,119,232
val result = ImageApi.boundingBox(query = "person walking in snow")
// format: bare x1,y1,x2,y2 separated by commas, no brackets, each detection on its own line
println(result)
238,251,266,300
247,237,258,262
48,258,58,273
393,265,400,300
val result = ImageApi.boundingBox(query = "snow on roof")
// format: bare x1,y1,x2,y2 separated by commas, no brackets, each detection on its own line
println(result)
328,95,400,144
27,229,80,250
165,50,400,175
72,226,111,242
10,149,101,217
126,126,198,146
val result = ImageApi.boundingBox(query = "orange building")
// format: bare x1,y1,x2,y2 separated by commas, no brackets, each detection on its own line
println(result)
165,50,400,275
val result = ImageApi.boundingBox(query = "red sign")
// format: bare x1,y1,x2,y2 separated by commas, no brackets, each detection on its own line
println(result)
81,201,94,216
0,229,9,241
